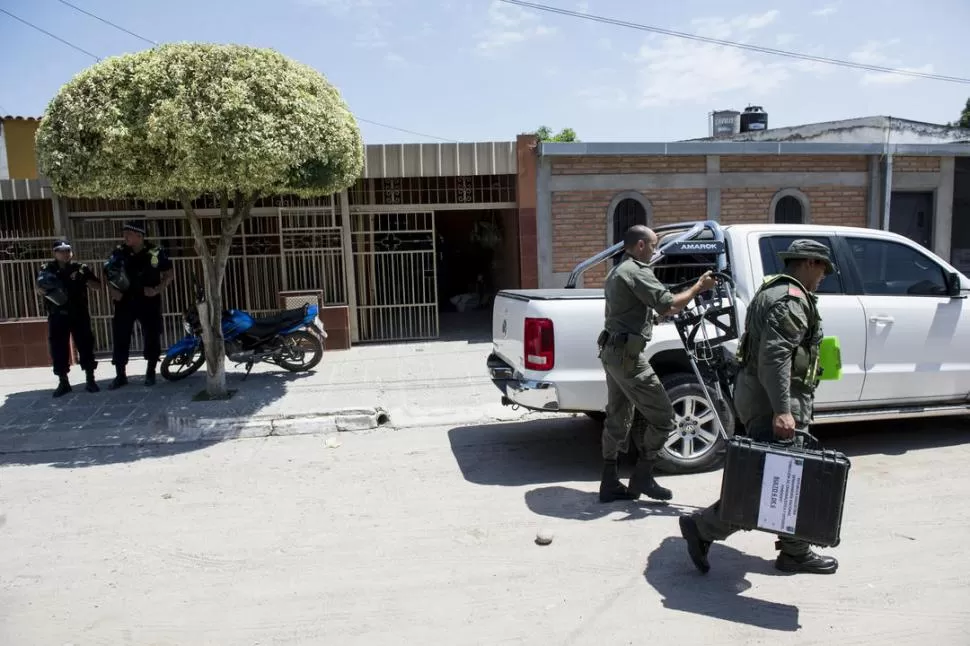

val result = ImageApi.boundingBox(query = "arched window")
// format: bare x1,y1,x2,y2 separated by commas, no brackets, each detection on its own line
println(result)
607,192,651,265
770,189,811,224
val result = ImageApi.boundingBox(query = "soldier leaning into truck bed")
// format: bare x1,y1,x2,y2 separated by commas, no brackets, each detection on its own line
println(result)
679,239,840,575
597,225,715,504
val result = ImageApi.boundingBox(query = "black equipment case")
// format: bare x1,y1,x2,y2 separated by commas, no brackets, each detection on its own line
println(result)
717,435,851,547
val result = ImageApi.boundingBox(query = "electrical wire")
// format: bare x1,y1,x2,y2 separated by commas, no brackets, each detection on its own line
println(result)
0,5,454,140
0,8,102,61
54,0,157,46
497,0,970,85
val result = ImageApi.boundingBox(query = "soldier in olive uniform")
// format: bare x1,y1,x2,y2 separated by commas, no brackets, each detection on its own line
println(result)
597,225,715,503
679,239,840,575
35,239,101,397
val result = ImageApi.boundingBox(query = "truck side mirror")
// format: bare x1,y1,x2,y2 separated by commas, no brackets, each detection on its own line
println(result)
946,271,963,298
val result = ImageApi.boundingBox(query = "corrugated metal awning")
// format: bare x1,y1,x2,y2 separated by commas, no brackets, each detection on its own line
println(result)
362,142,517,178
0,178,53,200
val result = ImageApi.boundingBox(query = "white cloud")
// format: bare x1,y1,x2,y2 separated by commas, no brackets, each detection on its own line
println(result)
578,86,629,110
354,26,386,49
476,0,556,56
297,0,380,13
812,4,839,17
775,33,794,46
576,1,590,14
384,52,407,67
632,11,792,107
849,40,934,85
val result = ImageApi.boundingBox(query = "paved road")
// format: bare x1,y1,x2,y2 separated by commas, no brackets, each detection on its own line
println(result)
1,416,968,645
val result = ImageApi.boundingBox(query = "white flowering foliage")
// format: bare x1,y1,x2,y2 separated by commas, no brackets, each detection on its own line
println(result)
36,43,364,200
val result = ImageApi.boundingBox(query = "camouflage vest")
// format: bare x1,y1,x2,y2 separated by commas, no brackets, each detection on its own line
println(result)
736,273,823,388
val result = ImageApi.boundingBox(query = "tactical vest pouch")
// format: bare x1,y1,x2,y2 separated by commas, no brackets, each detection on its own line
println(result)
817,336,842,381
717,435,851,547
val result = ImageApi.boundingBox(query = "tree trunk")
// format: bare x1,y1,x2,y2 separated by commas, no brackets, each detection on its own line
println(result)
198,257,229,397
182,190,255,398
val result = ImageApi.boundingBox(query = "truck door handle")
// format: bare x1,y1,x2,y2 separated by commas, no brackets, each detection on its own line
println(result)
869,315,894,323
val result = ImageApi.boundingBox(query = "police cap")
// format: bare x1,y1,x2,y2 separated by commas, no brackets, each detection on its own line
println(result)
123,220,147,236
52,239,72,251
778,239,835,275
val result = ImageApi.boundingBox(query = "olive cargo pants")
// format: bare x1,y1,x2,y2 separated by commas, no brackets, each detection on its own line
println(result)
690,414,813,557
599,342,676,462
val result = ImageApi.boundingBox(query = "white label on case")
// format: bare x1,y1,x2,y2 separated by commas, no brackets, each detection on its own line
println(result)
757,453,804,533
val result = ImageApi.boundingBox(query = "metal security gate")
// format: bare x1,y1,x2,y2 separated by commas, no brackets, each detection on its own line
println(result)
352,211,438,342
68,204,347,354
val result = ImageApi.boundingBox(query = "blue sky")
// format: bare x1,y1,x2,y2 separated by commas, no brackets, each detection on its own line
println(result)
2,0,968,144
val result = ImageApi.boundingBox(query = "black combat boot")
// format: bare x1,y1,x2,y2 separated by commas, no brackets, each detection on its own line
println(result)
774,543,839,574
109,367,128,390
628,458,672,501
599,459,636,503
85,370,100,393
144,361,157,387
52,375,72,398
679,515,711,574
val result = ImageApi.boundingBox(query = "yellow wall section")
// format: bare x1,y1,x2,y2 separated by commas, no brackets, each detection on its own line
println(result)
2,119,40,179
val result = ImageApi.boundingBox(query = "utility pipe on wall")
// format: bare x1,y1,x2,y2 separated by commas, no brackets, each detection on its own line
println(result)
881,119,894,231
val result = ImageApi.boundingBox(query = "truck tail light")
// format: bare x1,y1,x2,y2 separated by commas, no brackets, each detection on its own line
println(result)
524,317,555,371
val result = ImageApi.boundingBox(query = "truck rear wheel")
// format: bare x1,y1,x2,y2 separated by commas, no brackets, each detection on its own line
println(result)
631,372,735,475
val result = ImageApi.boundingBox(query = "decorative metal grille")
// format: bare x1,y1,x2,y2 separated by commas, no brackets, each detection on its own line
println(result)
65,205,345,354
352,211,438,342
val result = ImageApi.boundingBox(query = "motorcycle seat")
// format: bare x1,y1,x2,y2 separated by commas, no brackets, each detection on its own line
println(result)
248,306,308,337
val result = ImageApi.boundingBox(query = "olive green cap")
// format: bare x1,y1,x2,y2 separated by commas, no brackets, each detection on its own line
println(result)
778,239,835,275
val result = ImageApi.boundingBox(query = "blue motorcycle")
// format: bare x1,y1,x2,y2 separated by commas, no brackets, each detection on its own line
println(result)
160,279,327,381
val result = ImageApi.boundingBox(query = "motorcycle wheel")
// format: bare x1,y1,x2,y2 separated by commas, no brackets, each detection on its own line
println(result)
160,345,206,381
276,330,324,372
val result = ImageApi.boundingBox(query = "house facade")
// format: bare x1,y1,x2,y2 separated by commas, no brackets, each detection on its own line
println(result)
533,138,970,288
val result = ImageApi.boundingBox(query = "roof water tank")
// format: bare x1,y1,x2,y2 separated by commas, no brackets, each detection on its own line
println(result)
740,105,768,132
711,110,740,137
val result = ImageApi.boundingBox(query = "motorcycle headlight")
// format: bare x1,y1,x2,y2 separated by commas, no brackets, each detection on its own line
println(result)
183,320,193,334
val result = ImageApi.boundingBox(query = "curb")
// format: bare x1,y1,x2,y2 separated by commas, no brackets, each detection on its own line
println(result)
0,407,392,455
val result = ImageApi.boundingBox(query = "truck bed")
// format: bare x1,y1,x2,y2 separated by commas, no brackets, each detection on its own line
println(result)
496,289,604,301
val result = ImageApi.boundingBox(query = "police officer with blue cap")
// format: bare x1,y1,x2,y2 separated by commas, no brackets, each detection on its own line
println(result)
35,239,101,397
104,220,175,389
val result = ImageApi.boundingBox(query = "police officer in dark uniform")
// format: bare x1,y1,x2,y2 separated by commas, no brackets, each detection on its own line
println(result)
35,239,101,397
104,221,175,389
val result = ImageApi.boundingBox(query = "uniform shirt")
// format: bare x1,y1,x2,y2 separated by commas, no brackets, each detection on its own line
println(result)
734,273,822,424
39,260,99,316
107,242,173,300
603,253,675,342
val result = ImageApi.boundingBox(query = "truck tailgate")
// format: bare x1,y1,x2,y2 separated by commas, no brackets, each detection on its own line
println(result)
491,291,531,369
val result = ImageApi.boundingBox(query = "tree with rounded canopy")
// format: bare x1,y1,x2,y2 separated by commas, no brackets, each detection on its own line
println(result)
36,42,364,397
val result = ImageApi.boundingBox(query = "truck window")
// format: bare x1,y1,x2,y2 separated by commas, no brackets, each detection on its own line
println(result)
844,237,948,296
758,235,844,294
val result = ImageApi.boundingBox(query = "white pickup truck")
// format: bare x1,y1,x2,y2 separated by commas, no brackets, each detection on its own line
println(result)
487,220,970,473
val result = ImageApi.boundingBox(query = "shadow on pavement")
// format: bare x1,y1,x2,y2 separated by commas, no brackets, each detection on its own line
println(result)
0,440,221,469
448,416,602,486
644,536,800,632
448,412,970,488
0,369,316,469
815,416,970,458
525,485,701,522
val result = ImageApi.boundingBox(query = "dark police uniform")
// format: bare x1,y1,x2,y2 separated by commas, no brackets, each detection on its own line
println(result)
106,222,173,388
679,239,840,576
37,239,100,397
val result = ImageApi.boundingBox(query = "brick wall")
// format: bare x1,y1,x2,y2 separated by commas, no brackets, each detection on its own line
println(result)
551,188,706,287
893,155,941,172
551,155,706,175
720,187,867,227
720,155,868,173
803,187,868,226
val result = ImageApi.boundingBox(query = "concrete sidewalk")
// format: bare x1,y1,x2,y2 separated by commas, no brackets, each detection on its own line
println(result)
0,339,557,454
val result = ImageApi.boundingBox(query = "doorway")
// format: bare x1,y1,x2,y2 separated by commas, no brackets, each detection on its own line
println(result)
435,208,519,341
889,191,934,249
